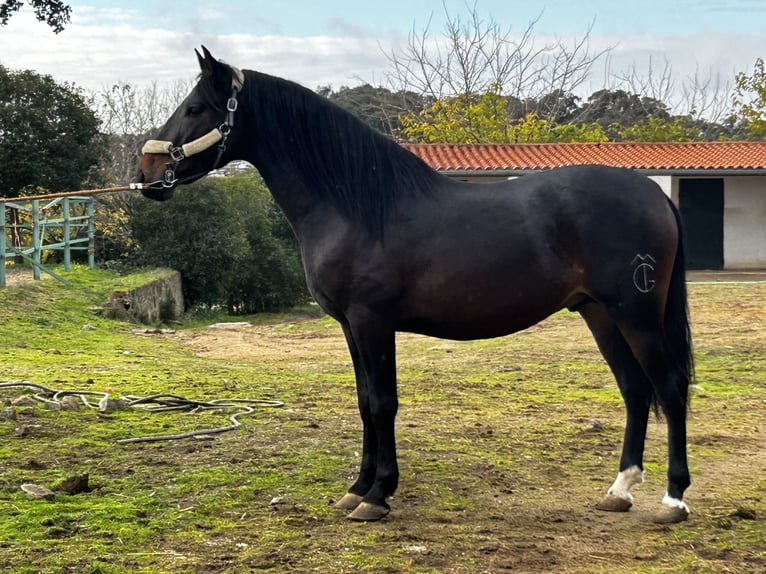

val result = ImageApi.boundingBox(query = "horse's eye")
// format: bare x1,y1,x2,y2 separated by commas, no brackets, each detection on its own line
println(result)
186,104,205,117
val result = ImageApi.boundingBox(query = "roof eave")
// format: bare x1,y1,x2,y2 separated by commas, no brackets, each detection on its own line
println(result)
439,168,766,178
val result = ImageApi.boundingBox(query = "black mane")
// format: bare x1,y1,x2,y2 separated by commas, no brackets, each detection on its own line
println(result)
204,69,446,238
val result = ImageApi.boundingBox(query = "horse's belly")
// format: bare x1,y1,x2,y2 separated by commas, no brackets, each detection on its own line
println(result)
398,288,573,341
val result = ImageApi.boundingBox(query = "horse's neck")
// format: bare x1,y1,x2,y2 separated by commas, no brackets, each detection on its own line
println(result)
239,74,442,241
253,155,333,237
242,113,348,237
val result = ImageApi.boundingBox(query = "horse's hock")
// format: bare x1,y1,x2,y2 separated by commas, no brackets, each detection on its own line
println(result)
107,270,184,324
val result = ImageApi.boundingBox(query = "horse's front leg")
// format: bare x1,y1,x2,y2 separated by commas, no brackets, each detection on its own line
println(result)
334,323,379,512
335,315,398,521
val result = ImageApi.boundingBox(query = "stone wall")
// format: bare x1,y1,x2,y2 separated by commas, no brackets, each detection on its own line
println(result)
108,270,184,324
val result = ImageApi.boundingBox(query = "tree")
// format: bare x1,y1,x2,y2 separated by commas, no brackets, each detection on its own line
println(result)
0,0,70,33
400,89,607,144
386,5,611,123
617,116,702,142
732,58,766,140
89,80,191,263
318,84,425,136
0,66,102,198
94,80,191,185
606,55,733,126
578,89,670,128
131,172,309,313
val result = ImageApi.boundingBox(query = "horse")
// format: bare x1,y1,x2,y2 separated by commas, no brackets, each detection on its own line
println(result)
135,46,694,524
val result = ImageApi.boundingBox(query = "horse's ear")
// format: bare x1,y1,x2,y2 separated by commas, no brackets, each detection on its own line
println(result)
195,45,231,88
196,45,217,73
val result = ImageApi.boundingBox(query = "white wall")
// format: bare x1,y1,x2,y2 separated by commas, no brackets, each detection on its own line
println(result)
648,175,672,198
724,176,766,269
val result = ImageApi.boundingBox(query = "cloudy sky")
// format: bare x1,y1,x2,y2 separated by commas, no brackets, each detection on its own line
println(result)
1,0,765,106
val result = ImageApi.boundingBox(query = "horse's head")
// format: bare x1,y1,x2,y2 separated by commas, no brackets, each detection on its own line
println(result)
135,46,245,201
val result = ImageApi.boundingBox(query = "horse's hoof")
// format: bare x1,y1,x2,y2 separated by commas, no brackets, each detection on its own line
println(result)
347,501,390,521
653,505,690,524
595,494,633,512
334,492,364,510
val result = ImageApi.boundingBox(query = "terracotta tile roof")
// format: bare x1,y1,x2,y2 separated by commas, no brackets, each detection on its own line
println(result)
401,141,766,173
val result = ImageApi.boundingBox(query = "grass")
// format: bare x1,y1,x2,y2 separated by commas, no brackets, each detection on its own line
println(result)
0,265,764,573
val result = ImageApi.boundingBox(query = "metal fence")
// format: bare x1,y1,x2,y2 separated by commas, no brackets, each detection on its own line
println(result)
1,196,95,287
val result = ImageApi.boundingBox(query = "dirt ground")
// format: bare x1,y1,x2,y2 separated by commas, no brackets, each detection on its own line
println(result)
3,268,762,572
166,282,766,573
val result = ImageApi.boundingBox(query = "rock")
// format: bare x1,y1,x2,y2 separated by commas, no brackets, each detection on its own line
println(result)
10,396,36,407
22,459,47,470
98,397,129,413
210,322,251,330
731,506,757,520
21,483,55,500
81,324,96,331
59,396,82,411
55,473,91,495
132,328,176,335
1,407,16,421
585,419,605,432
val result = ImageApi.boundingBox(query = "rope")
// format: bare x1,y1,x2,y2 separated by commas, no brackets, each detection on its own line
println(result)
0,380,284,443
0,182,162,204
0,186,134,204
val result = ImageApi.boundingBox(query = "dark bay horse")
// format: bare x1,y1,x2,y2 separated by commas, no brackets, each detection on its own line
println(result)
136,47,694,524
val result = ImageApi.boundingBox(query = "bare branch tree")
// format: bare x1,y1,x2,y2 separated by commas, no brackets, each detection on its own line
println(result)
385,3,613,122
679,64,732,123
93,79,192,185
610,55,676,112
607,55,732,123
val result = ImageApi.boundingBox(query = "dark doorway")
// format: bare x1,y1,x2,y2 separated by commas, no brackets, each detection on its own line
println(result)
678,178,724,270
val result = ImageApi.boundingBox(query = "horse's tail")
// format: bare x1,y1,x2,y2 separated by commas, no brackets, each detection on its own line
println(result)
664,198,695,409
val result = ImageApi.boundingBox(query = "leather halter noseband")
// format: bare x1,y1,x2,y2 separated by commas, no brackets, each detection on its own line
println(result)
139,66,245,189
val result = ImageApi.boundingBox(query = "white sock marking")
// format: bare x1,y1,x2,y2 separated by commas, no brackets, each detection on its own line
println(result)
661,493,690,513
607,465,644,501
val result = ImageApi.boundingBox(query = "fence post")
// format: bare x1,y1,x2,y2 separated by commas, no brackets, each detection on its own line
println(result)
87,197,95,269
0,203,6,288
32,200,41,280
63,197,71,271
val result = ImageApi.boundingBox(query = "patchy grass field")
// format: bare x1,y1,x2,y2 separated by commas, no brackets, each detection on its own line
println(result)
0,266,764,573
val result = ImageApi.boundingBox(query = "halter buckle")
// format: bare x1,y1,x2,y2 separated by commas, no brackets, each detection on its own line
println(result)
227,97,238,113
163,165,178,188
169,146,186,162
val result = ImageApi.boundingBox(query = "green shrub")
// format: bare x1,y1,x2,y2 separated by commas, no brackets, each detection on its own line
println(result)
130,172,309,313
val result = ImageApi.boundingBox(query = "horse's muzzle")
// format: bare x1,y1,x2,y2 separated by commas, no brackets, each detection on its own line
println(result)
140,185,175,201
135,154,176,201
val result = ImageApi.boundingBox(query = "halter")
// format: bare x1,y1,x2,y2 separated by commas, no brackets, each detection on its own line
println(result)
139,66,245,189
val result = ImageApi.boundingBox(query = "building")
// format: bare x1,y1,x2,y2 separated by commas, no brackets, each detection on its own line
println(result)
404,141,766,270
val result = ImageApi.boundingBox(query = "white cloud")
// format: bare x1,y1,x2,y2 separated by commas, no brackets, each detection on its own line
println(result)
0,10,390,90
0,6,763,116
73,5,137,25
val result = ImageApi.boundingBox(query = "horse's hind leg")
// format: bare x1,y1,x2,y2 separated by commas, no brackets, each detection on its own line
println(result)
580,303,652,512
615,321,691,524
